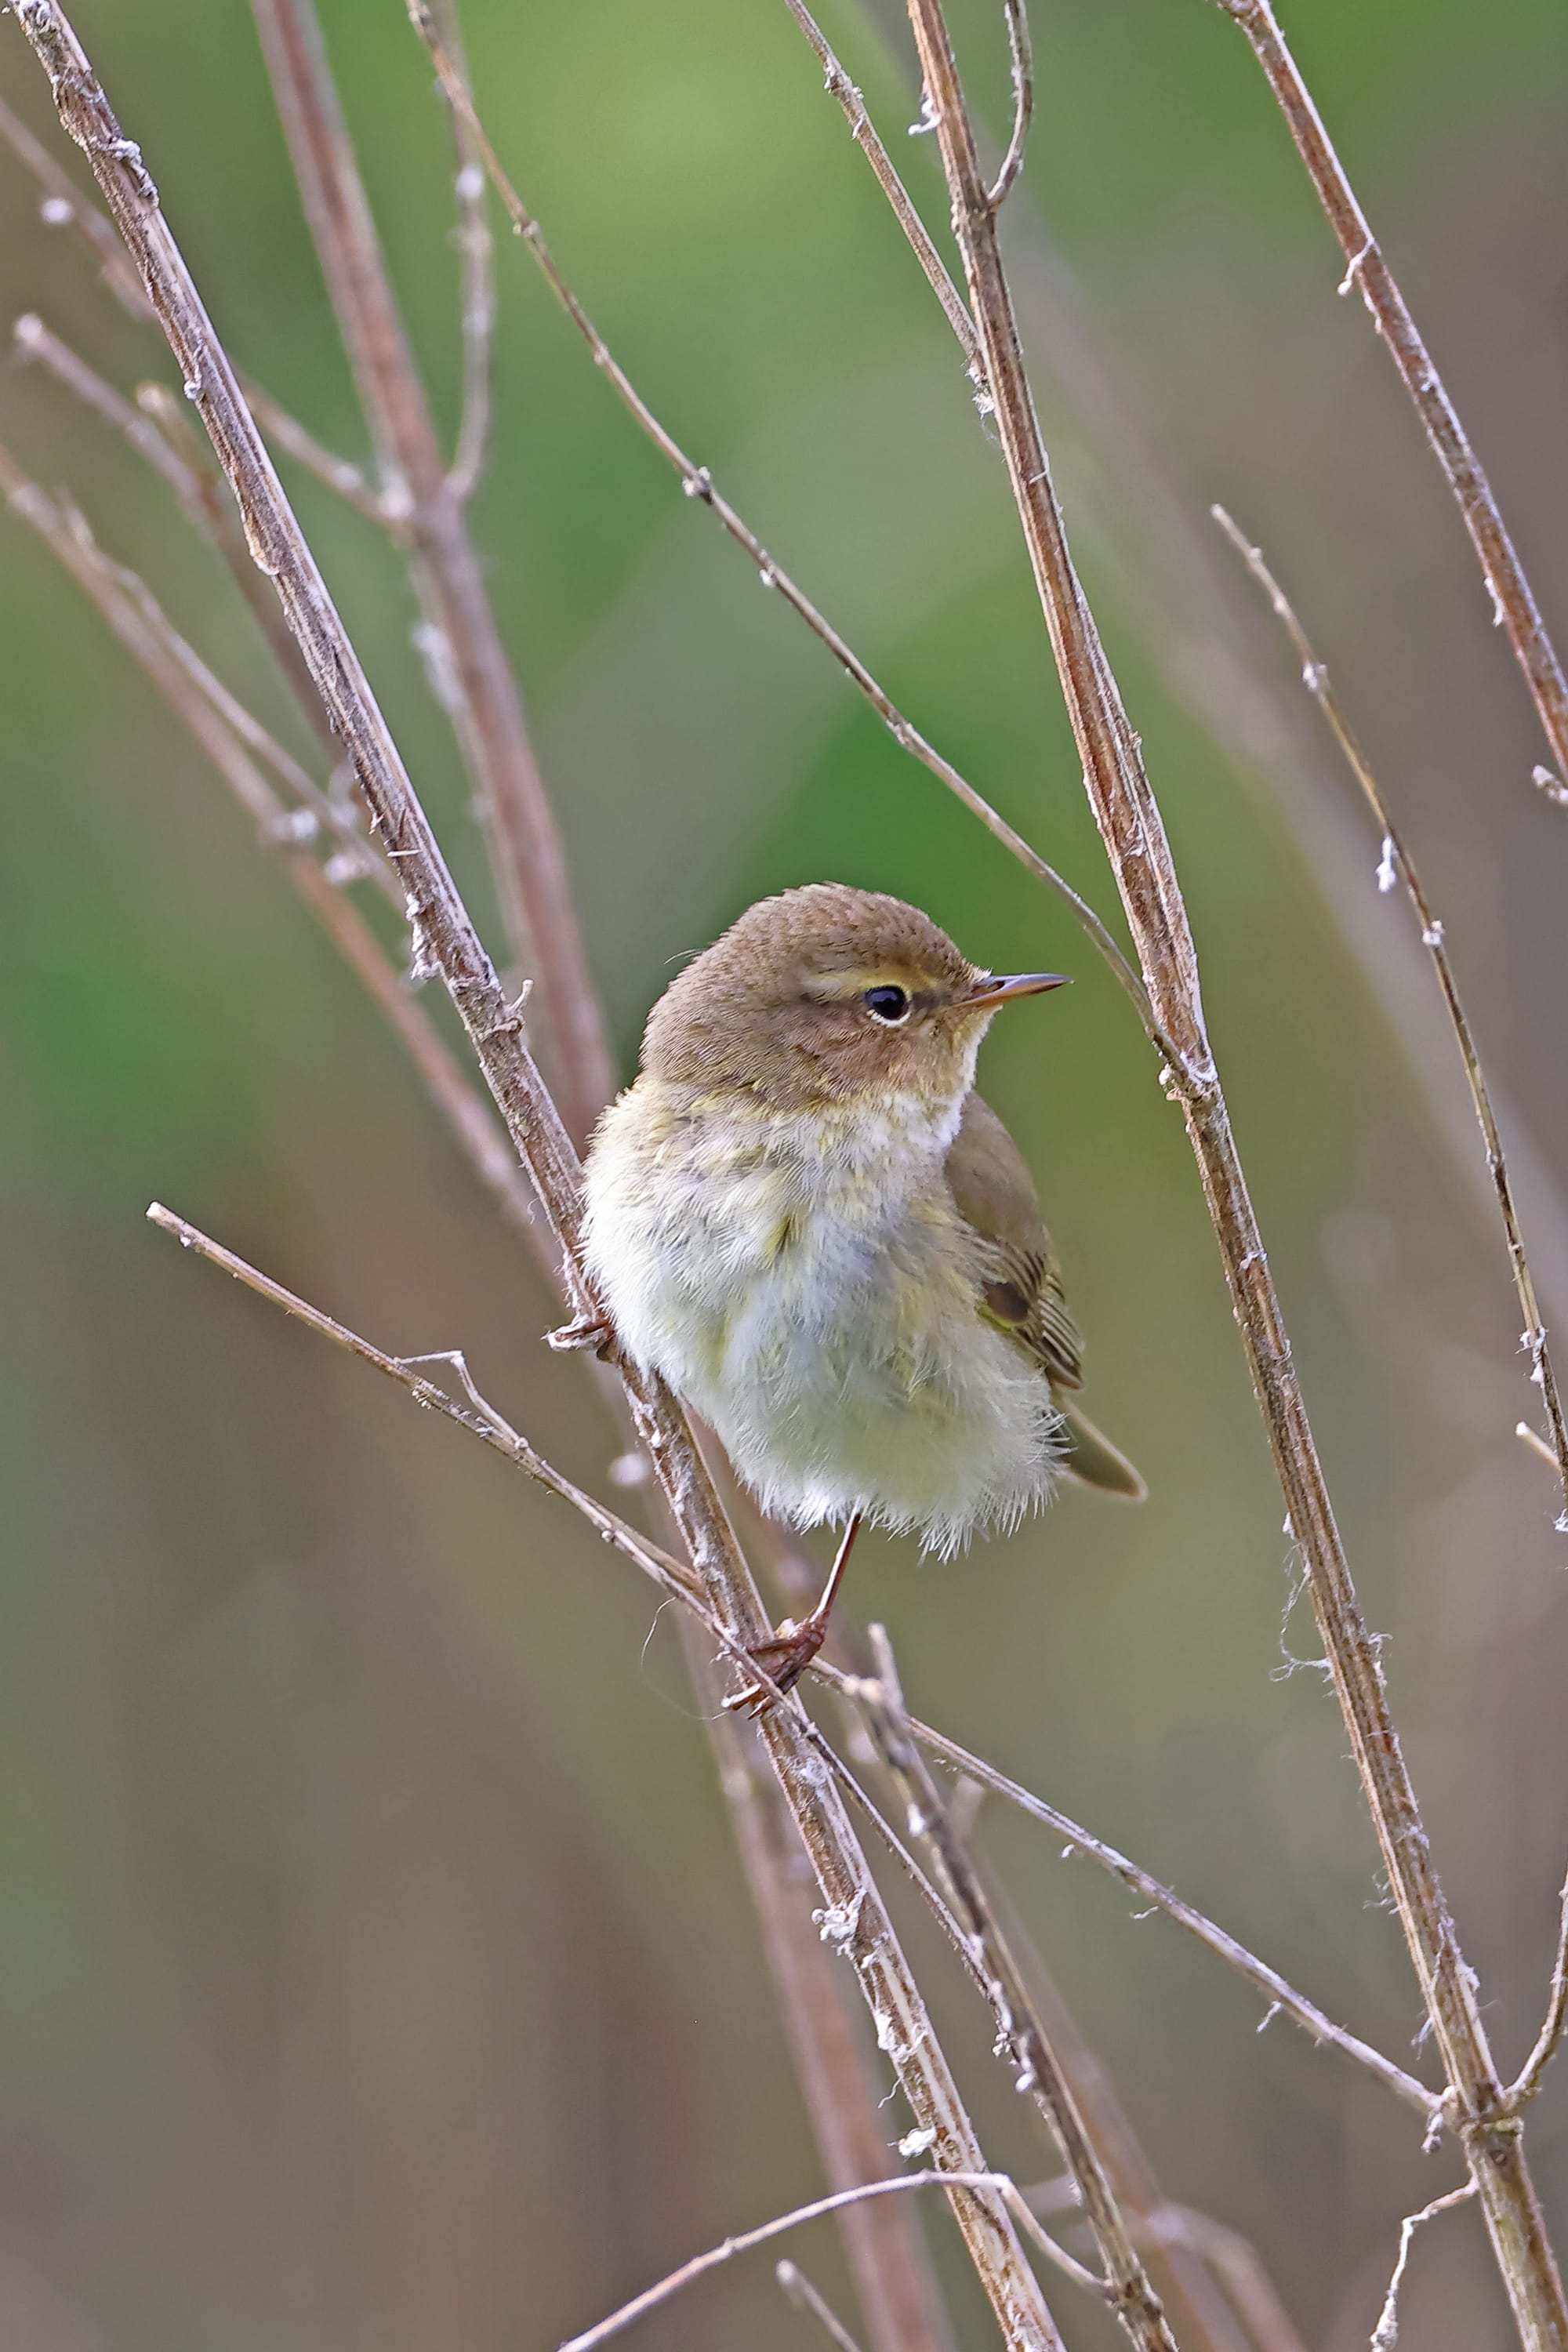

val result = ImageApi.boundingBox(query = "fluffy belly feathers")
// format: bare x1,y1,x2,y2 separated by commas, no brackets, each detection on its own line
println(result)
582,1083,1060,1554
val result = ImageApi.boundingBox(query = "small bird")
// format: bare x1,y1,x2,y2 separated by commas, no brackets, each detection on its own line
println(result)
580,884,1143,1700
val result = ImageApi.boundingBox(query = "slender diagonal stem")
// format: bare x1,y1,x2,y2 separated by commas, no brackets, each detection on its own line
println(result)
1212,0,1568,797
554,2172,1102,2352
778,2260,871,2352
895,2,1566,2339
861,1628,1178,2352
781,0,978,368
1370,2183,1477,2352
407,2,1157,1042
10,11,1063,2336
1212,506,1568,1516
251,0,615,1139
1510,1875,1568,2114
430,0,493,503
986,0,1033,212
838,1682,1434,2118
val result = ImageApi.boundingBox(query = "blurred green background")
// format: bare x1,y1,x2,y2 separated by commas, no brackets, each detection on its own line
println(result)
3,1,1567,2345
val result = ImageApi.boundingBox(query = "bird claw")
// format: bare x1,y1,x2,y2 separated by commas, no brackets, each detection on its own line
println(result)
546,1312,615,1359
724,1617,826,1714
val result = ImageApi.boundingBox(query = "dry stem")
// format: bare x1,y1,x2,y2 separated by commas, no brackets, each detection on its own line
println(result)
894,2,1566,2339
0,443,547,1257
1212,0,1568,797
859,1628,1177,2352
782,0,978,367
1211,506,1568,1523
550,2171,1098,2352
250,0,614,1140
1370,2183,1477,2352
407,2,1155,1039
779,2260,872,2352
9,9,1064,2335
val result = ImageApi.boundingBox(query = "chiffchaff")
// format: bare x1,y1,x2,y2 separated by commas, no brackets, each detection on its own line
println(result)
579,884,1142,1701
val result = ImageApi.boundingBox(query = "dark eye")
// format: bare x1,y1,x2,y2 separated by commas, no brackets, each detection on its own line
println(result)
864,985,910,1025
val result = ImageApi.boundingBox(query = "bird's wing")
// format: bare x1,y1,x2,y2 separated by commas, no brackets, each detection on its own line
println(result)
945,1091,1146,1501
943,1091,1084,1392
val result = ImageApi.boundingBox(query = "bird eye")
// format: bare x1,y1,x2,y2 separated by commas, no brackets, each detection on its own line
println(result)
863,985,911,1025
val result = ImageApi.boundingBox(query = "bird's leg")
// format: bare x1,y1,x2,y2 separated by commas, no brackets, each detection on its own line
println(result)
726,1513,862,1713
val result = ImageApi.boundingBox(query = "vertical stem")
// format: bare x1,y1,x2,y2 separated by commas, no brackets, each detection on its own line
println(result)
1213,0,1568,795
898,2,1567,2342
7,9,1064,2338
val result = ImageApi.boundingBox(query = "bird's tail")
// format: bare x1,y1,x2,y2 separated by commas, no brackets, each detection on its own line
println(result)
1057,1402,1146,1501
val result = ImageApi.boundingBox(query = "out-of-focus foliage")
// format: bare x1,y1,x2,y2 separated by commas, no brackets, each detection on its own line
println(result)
2,2,1566,2346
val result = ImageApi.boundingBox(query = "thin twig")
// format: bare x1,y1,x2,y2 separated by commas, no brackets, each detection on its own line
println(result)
554,2171,1103,2352
1142,2209,1307,2352
1509,1873,1568,2114
1212,0,1568,800
702,1680,961,2352
239,376,382,515
986,0,1034,212
891,8,1566,2337
13,310,361,762
815,1670,1435,2117
800,10,1568,1339
778,2260,871,2352
8,13,1060,2335
1369,2183,1476,2352
136,1149,1424,2140
1213,506,1568,1523
0,93,383,520
251,0,615,1140
406,1,1157,1042
143,1206,713,1600
780,0,979,368
0,85,147,313
0,445,548,1258
430,0,494,504
859,1628,1178,2352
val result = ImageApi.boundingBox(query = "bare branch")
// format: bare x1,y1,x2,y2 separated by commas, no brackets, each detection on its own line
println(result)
238,376,382,515
1212,0,1568,800
780,0,978,368
704,1686,961,2352
986,1,1034,213
407,1,1157,1041
882,8,1568,2328
429,0,494,503
1369,2183,1476,2352
1508,1872,1568,2114
13,310,367,764
778,2260,871,2352
8,12,1063,2334
1142,2209,1307,2352
1214,509,1568,1524
0,94,382,519
821,1679,1434,2120
554,2171,1103,2352
0,450,552,1280
858,1628,1178,2352
0,85,147,314
251,0,615,1139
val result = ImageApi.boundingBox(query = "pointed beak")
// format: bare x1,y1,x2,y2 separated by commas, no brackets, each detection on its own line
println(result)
962,970,1072,1008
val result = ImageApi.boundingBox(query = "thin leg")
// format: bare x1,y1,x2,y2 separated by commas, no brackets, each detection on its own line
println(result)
726,1512,862,1712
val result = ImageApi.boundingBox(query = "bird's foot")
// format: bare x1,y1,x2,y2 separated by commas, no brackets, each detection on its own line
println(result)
724,1617,826,1715
546,1312,615,1359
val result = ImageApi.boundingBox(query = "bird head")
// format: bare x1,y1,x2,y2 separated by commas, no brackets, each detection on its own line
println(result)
639,884,1068,1112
